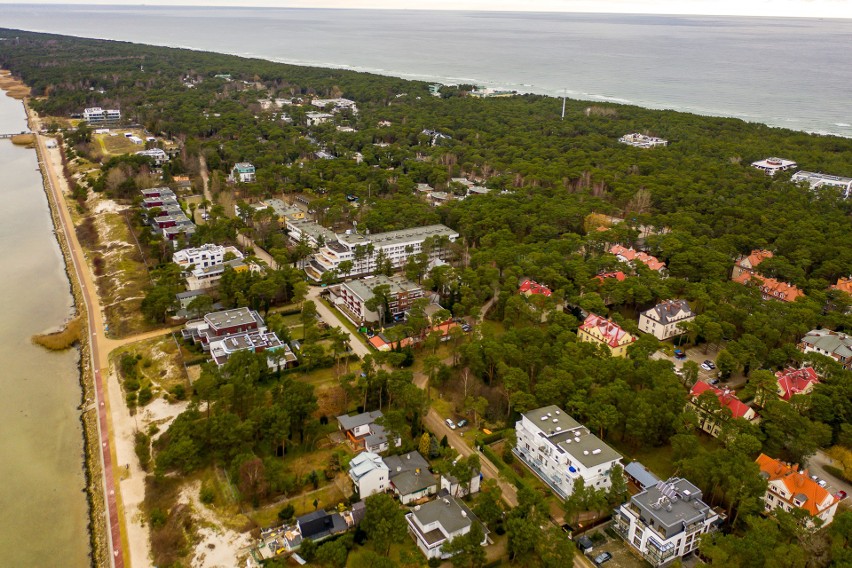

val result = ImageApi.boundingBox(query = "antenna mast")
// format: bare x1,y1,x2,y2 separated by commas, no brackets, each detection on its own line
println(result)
561,89,566,120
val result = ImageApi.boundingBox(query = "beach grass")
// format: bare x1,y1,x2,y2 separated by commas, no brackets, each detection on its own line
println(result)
32,315,84,350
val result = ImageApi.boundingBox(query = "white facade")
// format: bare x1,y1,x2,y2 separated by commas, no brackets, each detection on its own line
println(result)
306,111,334,126
615,477,721,567
440,471,481,498
619,133,668,148
514,405,622,499
136,148,169,165
348,452,390,499
406,496,486,560
638,300,696,340
82,107,121,123
173,244,243,270
305,224,458,281
232,162,256,183
791,171,852,199
752,157,797,175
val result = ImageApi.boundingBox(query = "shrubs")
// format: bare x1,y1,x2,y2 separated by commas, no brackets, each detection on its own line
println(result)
135,430,151,471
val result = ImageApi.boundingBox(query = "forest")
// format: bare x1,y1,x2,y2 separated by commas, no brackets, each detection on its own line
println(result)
2,28,852,568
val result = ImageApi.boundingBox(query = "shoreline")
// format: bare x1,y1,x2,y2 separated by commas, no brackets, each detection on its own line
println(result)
19,98,111,567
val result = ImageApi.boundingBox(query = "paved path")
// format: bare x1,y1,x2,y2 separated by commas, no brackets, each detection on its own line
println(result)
306,286,372,359
809,450,852,497
33,123,125,568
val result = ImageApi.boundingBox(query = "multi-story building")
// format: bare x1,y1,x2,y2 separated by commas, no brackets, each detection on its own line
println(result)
618,133,668,148
336,410,400,454
519,279,552,297
756,454,840,528
348,451,390,499
732,272,804,303
262,198,305,226
329,275,423,325
791,171,852,199
305,224,459,281
798,329,852,369
306,111,334,126
183,307,264,346
82,107,121,123
610,245,666,273
638,300,695,340
384,451,438,505
311,98,358,113
775,367,820,402
173,243,243,271
614,477,723,566
514,405,622,499
231,162,256,183
578,313,637,358
731,249,773,280
185,258,251,291
406,495,487,560
752,157,797,175
285,218,338,249
136,148,169,165
688,382,759,437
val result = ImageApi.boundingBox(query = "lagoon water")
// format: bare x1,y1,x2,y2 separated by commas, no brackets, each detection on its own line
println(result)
1,6,851,136
0,95,89,565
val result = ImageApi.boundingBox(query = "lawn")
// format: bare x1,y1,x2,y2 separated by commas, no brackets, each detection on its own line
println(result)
613,435,720,480
347,540,425,568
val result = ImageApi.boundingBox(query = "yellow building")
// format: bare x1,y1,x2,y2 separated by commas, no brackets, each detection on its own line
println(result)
263,198,305,226
577,313,636,357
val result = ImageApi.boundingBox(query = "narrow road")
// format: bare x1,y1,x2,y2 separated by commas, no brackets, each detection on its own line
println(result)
306,286,371,359
32,122,125,567
809,450,852,497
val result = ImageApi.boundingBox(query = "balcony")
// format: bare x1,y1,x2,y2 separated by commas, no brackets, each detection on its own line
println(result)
644,535,676,566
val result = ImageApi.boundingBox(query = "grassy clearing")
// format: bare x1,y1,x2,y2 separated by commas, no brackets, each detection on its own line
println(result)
613,435,719,480
111,334,190,406
32,315,84,350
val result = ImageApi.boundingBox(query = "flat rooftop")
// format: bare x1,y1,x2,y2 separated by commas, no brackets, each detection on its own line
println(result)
205,307,260,329
338,224,458,248
523,405,622,468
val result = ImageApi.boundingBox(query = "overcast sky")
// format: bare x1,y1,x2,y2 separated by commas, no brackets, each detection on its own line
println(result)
0,0,850,19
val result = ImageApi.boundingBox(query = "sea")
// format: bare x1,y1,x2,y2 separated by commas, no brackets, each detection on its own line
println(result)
1,6,851,137
0,95,90,565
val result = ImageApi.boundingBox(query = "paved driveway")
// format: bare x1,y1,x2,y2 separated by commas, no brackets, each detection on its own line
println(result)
808,450,852,498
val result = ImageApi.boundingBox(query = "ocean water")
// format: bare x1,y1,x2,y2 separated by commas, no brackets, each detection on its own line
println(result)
1,6,850,136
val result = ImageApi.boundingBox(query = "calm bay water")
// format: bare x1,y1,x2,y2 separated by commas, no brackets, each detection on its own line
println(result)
1,6,851,136
0,95,89,566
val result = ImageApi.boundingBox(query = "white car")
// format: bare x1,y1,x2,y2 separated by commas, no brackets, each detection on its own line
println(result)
700,363,712,371
445,418,456,430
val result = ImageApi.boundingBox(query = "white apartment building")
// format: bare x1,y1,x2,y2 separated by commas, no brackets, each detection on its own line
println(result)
173,244,243,271
136,148,169,165
305,224,458,281
514,405,622,499
791,171,852,199
306,111,334,126
232,162,256,183
406,495,487,560
285,218,338,249
614,477,723,566
348,452,390,499
82,107,121,123
638,300,696,340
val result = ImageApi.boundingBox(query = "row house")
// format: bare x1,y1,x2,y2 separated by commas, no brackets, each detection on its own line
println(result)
688,382,759,438
614,477,723,566
305,224,458,281
798,329,852,369
514,405,622,499
578,313,637,358
610,245,666,274
731,249,773,280
733,272,804,303
756,454,840,528
638,300,695,340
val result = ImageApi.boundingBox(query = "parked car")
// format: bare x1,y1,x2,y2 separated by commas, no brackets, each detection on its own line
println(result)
674,349,686,359
708,378,720,385
461,324,472,332
445,418,456,430
700,363,712,371
836,490,847,500
818,479,828,488
593,552,612,565
703,360,716,370
456,419,468,428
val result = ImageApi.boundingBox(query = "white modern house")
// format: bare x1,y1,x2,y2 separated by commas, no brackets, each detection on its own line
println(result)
514,405,623,499
638,300,696,340
791,171,852,199
136,148,169,165
82,107,121,123
440,470,481,498
232,162,256,183
305,224,458,281
173,243,243,271
348,452,390,499
306,111,334,126
751,157,797,175
618,133,668,148
614,477,723,566
406,495,488,560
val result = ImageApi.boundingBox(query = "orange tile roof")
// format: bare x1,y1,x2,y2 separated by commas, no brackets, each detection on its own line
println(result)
831,277,852,295
595,271,627,283
743,249,773,268
756,454,837,516
733,272,804,302
609,245,665,272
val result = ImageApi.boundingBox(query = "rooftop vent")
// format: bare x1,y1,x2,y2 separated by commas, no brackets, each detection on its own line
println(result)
461,511,467,518
553,419,559,423
592,449,602,455
584,450,590,455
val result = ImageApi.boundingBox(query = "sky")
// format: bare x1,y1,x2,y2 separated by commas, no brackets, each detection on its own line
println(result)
0,0,850,19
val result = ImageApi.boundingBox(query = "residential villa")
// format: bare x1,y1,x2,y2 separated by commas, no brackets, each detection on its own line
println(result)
618,133,668,148
514,405,623,499
304,224,459,281
311,97,358,113
336,410,400,454
405,495,488,560
328,275,423,326
831,277,852,295
136,147,169,165
731,249,773,280
688,382,759,438
348,452,390,499
614,477,724,566
751,157,797,175
791,171,852,199
756,454,840,528
384,451,438,505
185,258,253,291
798,329,852,369
595,271,627,283
261,198,305,226
518,279,552,297
638,300,696,341
173,243,243,271
610,245,666,274
578,314,637,358
82,107,121,123
231,162,256,183
775,367,820,402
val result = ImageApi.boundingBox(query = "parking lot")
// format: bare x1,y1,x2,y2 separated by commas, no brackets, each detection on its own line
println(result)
580,527,645,568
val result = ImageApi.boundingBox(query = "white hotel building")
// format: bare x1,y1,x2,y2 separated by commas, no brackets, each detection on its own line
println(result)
514,405,622,499
304,224,459,281
173,244,243,271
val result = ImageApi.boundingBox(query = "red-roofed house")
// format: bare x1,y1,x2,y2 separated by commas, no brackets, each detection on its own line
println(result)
688,382,758,437
756,454,840,527
578,314,637,357
609,245,666,274
775,367,820,402
595,271,627,283
733,272,804,303
731,249,773,280
519,279,552,297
